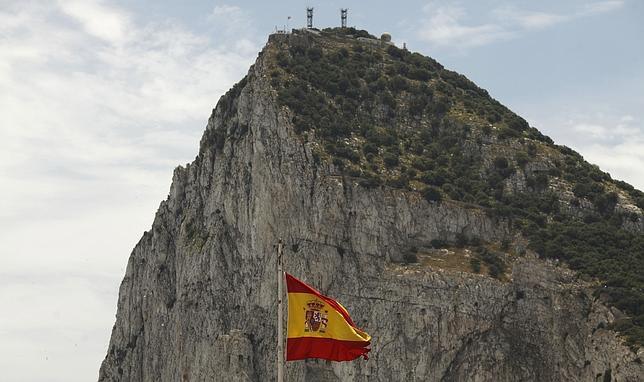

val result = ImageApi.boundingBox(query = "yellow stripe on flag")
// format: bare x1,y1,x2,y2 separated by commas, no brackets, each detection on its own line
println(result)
287,292,371,342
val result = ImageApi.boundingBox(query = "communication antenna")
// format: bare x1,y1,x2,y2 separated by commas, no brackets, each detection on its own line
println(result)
306,7,314,28
341,8,348,28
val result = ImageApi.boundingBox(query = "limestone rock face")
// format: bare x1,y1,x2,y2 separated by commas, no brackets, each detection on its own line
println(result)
98,37,643,382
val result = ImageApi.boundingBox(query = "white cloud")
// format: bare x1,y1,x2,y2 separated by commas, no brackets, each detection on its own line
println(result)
0,273,119,382
493,7,568,30
417,1,625,49
515,12,566,29
208,4,255,40
572,123,608,138
0,1,259,222
211,4,242,17
570,114,641,142
0,1,260,380
583,138,644,191
534,112,644,191
582,0,625,15
57,0,131,45
418,3,512,47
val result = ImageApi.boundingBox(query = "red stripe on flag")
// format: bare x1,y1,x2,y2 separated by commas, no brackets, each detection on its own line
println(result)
285,273,318,294
285,273,357,327
286,337,370,362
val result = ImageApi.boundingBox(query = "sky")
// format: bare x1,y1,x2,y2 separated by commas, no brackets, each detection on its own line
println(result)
0,1,642,381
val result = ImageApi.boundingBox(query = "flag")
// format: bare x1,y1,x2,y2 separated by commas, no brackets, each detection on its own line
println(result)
285,273,371,361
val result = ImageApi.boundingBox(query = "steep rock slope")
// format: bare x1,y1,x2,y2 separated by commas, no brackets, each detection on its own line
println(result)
99,30,643,381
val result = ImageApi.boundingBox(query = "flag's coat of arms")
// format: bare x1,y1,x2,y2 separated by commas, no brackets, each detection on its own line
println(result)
304,300,328,333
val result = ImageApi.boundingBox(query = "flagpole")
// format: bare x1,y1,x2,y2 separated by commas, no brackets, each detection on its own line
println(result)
277,239,284,382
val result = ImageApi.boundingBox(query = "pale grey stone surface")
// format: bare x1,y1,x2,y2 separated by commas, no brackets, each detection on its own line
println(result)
98,37,643,382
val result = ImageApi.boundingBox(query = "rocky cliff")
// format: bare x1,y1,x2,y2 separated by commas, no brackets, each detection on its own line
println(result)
99,29,643,381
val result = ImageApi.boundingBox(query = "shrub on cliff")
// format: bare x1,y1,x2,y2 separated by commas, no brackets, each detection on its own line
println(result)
422,186,442,203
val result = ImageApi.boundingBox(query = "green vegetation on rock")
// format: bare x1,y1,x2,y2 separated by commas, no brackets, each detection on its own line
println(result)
267,28,644,347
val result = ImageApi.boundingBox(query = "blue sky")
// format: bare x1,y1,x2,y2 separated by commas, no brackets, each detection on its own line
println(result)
0,1,642,381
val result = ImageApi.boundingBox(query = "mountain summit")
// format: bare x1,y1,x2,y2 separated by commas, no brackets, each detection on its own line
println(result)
99,28,643,381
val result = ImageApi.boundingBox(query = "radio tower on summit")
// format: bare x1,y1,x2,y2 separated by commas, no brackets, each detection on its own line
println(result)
306,7,313,29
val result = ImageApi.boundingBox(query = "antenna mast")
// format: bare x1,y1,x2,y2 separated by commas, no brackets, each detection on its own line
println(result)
306,7,314,29
341,8,347,28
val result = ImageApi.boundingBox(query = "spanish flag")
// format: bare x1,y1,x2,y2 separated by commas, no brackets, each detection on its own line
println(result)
285,273,371,361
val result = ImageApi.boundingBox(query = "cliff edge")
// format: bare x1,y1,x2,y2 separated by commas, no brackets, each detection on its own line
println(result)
99,29,643,381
